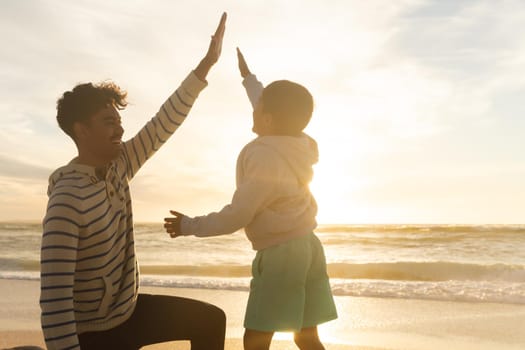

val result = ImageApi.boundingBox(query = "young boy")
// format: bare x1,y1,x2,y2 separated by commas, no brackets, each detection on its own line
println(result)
164,48,337,350
40,14,227,350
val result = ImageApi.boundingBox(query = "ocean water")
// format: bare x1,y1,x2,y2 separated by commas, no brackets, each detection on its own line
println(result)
1,222,524,304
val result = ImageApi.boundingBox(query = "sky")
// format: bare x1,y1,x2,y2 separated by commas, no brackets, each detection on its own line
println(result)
1,0,524,224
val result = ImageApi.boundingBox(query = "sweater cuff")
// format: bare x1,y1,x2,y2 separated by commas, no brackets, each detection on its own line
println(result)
180,216,195,236
242,73,259,89
184,71,208,98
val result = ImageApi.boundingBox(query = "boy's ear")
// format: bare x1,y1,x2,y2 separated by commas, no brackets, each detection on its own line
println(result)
265,112,280,134
262,111,274,126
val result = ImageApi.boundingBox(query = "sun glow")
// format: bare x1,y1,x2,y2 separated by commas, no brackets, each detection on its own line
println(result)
307,136,372,225
310,160,357,225
271,321,341,344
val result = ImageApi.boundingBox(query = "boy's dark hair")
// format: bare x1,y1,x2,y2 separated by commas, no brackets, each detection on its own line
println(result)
261,80,314,135
56,81,128,138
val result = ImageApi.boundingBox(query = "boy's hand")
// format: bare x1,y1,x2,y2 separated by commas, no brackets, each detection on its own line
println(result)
194,12,227,81
164,210,186,238
236,47,251,78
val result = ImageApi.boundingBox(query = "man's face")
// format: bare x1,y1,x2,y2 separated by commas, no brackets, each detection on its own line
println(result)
79,105,124,164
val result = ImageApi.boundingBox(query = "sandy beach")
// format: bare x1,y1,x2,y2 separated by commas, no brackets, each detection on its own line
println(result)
1,279,524,350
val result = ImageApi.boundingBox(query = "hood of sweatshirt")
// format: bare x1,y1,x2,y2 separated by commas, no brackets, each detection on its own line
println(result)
253,133,318,185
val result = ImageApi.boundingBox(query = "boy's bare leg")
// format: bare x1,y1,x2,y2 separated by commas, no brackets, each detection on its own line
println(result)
294,326,325,350
243,329,274,350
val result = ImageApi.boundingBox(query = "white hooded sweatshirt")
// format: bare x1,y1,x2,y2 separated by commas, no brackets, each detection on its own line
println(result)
181,75,318,250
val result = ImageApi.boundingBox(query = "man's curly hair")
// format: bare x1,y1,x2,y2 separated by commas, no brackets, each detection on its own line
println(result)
56,81,128,138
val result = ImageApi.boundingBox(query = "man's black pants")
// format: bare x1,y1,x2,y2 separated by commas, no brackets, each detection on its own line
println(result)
79,293,226,350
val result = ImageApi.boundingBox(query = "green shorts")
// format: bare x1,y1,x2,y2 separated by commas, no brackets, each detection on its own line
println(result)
244,232,338,332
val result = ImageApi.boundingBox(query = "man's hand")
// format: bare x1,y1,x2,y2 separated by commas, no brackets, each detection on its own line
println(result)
194,12,227,81
164,210,186,238
205,12,227,66
236,47,251,78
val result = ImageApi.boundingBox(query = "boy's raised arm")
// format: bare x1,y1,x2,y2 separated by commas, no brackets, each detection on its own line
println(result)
237,48,264,108
237,47,251,79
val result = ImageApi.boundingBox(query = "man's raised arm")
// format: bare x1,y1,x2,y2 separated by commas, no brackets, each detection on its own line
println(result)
119,12,227,179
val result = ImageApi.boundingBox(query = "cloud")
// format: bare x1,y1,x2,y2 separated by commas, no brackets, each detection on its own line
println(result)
1,0,524,223
389,0,525,119
311,0,525,144
130,170,236,222
0,154,52,180
0,153,49,220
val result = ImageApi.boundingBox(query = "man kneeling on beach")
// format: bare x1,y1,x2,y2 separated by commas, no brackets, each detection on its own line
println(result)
40,13,227,350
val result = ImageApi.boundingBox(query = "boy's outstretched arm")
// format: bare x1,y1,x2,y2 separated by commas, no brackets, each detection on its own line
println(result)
237,48,263,108
164,148,279,238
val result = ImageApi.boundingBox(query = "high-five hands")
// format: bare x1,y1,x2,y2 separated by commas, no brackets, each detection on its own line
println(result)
166,17,255,240
194,12,227,81
236,47,251,78
164,210,185,238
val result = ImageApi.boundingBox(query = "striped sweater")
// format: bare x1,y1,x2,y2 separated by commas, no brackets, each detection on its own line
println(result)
40,72,206,350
